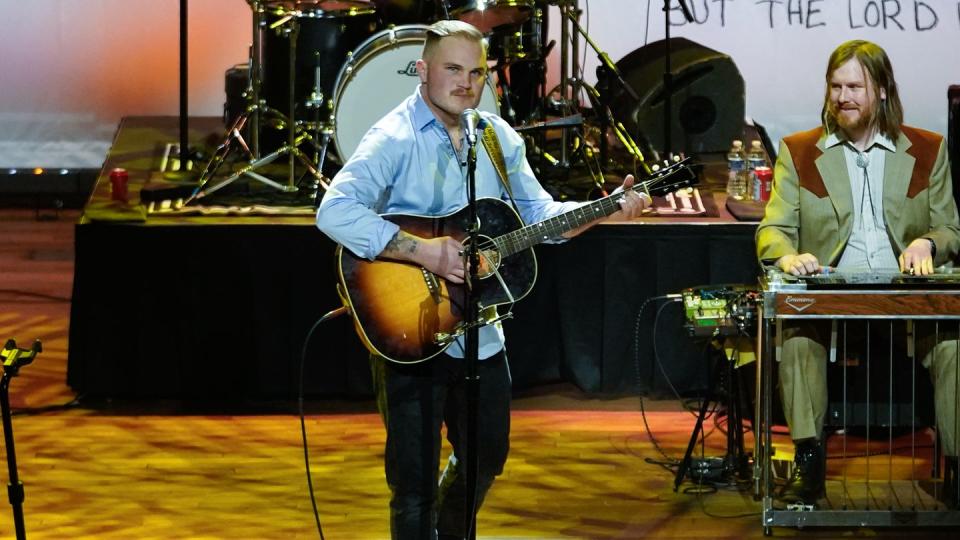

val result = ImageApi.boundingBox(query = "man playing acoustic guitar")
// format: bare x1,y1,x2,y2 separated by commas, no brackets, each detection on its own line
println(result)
316,20,652,540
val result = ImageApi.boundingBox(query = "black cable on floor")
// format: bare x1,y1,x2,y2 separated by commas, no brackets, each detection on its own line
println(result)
298,306,347,540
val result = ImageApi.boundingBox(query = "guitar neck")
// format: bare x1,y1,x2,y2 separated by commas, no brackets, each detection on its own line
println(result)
494,181,654,258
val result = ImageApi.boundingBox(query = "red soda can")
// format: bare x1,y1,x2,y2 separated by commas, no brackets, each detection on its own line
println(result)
109,168,129,203
755,166,773,202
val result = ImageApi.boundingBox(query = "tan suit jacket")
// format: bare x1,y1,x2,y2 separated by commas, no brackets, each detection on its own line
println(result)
756,125,959,267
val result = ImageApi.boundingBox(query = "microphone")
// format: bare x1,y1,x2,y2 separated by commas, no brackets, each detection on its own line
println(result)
460,108,482,146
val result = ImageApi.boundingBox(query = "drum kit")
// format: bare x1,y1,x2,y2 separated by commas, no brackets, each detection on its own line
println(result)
191,0,646,205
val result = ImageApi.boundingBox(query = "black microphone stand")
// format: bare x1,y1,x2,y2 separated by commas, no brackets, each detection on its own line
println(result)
662,0,695,157
462,131,481,540
1,338,42,540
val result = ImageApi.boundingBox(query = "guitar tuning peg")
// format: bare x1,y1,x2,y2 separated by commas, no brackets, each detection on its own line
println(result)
651,163,661,172
672,154,682,163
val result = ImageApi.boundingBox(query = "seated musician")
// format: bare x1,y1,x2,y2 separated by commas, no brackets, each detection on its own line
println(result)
316,21,650,539
756,40,960,506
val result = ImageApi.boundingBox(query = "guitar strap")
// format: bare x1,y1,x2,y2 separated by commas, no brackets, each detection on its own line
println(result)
481,124,526,225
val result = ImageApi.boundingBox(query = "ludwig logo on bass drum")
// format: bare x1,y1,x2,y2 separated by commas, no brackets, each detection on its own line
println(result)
397,62,418,76
784,296,816,312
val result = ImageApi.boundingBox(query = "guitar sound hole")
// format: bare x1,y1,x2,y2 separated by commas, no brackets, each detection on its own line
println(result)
478,249,501,279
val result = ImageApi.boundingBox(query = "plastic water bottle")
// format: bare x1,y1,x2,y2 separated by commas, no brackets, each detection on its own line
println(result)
747,140,767,201
726,140,747,200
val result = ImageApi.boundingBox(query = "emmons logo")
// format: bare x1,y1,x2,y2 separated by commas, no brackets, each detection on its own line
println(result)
785,296,816,312
398,62,418,76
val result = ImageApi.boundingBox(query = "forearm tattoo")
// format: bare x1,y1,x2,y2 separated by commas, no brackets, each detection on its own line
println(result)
383,231,418,258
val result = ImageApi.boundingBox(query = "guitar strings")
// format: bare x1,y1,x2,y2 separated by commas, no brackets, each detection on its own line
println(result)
471,165,680,256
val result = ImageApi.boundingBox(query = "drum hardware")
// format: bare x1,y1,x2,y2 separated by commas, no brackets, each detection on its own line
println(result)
185,107,328,206
189,2,330,206
513,114,581,171
558,5,651,176
486,6,544,64
260,0,379,137
528,75,646,197
304,64,327,110
554,0,580,167
486,4,549,126
247,0,265,158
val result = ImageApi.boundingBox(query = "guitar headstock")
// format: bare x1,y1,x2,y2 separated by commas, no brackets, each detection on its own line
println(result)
639,157,698,197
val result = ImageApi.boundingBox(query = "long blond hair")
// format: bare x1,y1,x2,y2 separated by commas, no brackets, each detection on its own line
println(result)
821,40,903,140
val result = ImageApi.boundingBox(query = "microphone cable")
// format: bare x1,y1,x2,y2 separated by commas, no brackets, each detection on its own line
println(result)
298,305,348,539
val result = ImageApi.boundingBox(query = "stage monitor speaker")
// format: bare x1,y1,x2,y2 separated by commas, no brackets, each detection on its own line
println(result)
610,38,745,156
949,85,960,212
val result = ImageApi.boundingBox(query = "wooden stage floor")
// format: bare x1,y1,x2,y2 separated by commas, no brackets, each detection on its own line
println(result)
1,208,957,538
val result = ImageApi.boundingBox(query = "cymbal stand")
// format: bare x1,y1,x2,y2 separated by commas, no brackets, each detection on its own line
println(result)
248,0,263,158
186,8,327,205
556,0,580,168
560,8,651,176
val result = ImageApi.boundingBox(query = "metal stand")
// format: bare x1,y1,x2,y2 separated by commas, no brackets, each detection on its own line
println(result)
463,125,481,540
163,0,200,182
560,9,650,175
661,1,694,156
1,339,42,540
186,109,327,205
674,340,750,490
555,0,580,168
186,1,326,205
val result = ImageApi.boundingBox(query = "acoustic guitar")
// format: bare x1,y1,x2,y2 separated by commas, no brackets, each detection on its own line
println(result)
336,159,697,363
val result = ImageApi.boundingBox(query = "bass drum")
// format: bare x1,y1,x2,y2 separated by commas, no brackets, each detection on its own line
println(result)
332,25,499,161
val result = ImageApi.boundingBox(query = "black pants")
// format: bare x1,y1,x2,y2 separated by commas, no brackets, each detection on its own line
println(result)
371,350,512,540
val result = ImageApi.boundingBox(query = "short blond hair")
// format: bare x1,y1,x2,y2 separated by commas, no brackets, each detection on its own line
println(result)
422,20,485,61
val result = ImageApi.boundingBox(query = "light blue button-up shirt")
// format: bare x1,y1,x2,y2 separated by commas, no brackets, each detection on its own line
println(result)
317,86,581,358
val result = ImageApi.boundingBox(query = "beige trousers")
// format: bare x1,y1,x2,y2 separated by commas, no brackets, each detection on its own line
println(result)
778,321,960,456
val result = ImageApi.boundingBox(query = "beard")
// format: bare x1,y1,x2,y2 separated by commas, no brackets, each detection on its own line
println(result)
831,101,877,134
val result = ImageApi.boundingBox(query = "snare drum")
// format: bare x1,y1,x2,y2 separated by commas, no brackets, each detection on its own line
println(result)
331,25,499,161
446,0,533,33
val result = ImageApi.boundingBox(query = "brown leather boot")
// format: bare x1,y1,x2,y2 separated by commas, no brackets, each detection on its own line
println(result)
778,438,825,505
